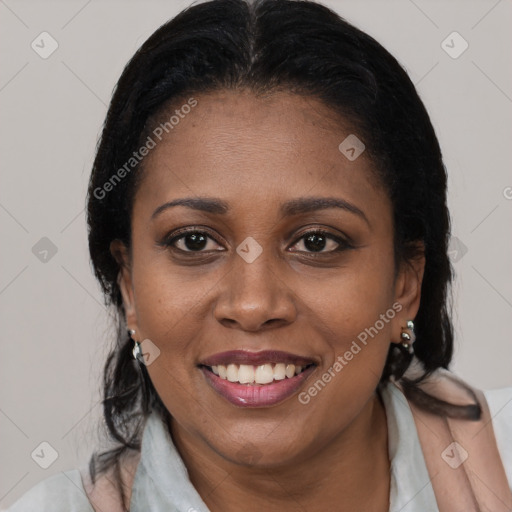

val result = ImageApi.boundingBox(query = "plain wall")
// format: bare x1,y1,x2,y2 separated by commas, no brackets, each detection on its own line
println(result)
1,0,511,508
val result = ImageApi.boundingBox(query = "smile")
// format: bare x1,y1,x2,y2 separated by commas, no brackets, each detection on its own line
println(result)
199,350,317,407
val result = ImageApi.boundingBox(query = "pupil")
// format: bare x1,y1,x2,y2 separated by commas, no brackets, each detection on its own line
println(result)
185,233,207,251
305,233,326,252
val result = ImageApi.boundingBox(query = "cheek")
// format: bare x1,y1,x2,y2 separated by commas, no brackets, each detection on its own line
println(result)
292,251,397,413
131,254,208,343
293,282,397,448
297,251,397,350
130,257,212,420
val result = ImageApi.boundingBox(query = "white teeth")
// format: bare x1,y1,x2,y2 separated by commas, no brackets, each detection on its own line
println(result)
238,364,255,384
226,364,239,382
255,364,274,384
209,362,309,385
273,363,286,380
218,365,227,379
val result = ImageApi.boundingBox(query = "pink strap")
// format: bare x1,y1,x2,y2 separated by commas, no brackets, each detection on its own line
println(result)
395,368,512,511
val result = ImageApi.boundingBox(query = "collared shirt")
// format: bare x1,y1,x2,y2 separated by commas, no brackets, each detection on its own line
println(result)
5,383,512,511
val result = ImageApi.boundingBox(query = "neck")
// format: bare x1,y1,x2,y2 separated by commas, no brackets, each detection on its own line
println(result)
171,391,390,512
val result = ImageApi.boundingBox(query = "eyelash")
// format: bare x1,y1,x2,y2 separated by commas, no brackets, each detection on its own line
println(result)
160,226,352,256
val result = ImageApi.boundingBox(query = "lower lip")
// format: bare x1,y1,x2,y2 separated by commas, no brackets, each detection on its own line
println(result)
201,366,316,408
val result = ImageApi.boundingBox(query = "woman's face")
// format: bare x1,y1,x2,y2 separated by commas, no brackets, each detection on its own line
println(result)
114,90,423,467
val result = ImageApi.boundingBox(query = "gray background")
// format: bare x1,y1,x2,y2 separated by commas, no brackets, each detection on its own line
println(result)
1,0,511,508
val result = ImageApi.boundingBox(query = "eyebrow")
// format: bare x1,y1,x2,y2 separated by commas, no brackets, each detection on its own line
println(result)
151,196,369,225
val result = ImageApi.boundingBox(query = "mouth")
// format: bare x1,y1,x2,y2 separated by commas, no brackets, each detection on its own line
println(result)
199,350,317,407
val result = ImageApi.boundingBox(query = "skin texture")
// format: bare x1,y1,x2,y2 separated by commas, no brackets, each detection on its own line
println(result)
111,89,425,511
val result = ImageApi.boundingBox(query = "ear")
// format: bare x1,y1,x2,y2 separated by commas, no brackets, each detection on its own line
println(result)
391,242,425,340
110,239,138,331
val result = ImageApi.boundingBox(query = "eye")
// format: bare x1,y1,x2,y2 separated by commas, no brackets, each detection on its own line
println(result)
289,229,350,254
162,228,224,253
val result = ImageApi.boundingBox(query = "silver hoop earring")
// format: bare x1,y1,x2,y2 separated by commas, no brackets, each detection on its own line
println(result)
400,320,416,355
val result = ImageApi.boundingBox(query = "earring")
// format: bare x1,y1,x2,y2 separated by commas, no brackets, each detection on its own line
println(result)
400,320,416,354
128,329,143,362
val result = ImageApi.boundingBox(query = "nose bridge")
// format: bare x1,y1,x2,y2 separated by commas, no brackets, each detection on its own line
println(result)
213,242,296,330
234,247,276,297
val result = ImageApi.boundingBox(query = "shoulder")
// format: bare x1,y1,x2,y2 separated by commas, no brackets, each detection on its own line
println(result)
484,386,512,486
4,469,94,512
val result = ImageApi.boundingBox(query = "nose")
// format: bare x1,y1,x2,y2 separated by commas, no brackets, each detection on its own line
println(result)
213,252,297,332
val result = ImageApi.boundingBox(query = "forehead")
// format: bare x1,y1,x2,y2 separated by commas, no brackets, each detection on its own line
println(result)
134,89,387,220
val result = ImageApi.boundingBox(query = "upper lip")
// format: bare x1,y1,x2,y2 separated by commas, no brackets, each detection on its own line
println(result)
200,350,317,367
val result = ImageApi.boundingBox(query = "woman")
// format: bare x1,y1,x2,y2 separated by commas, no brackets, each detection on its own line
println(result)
7,0,512,510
